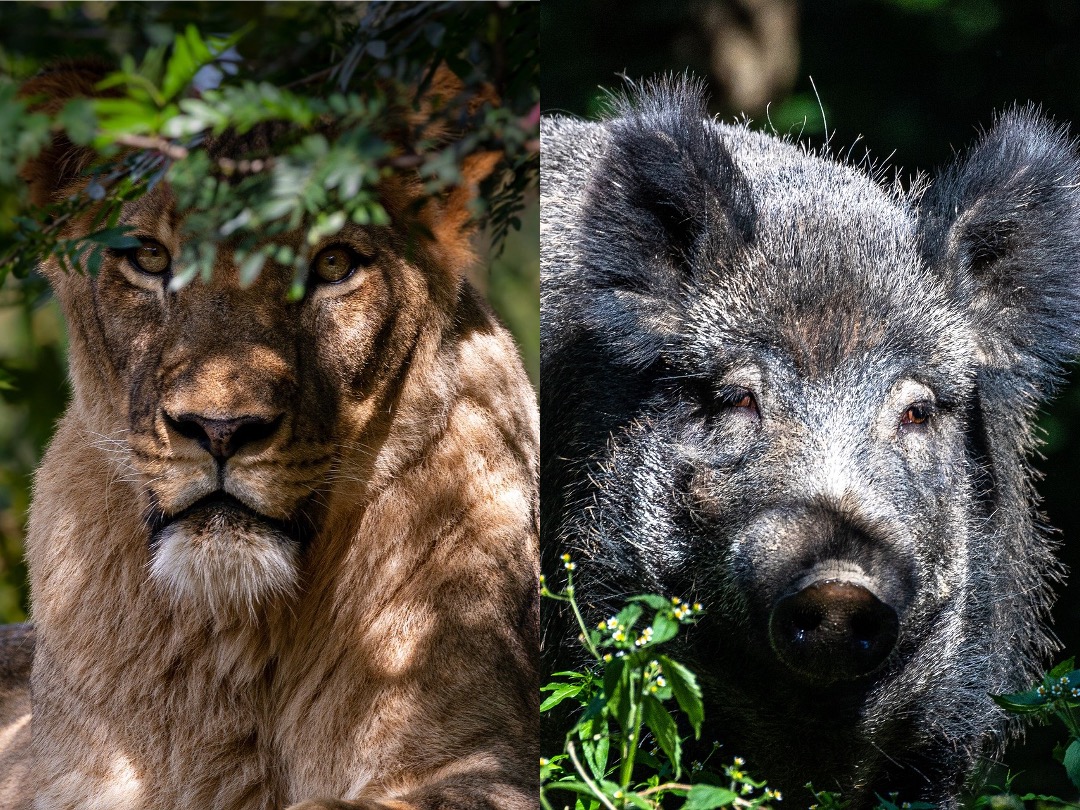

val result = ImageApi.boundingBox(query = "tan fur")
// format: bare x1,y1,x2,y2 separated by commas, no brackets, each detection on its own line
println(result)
2,66,539,810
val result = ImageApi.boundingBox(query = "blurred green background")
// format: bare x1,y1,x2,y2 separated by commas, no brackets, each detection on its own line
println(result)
543,0,1080,796
0,2,538,621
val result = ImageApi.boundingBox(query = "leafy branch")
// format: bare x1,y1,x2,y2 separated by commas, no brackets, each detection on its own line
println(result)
0,2,538,297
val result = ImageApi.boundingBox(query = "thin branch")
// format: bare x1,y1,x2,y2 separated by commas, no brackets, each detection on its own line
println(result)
639,782,693,797
113,134,190,161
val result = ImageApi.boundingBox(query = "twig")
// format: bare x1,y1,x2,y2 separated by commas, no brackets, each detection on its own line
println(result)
113,134,190,161
639,782,693,797
281,65,336,90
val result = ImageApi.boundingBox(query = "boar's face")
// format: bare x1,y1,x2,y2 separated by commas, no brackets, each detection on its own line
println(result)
541,80,1080,791
603,263,980,687
549,152,982,687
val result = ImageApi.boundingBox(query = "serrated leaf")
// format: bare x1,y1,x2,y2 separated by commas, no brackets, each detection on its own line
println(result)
540,682,582,713
1014,793,1073,803
629,594,671,611
682,784,738,809
658,654,704,738
1049,658,1076,680
991,689,1049,714
577,714,608,779
640,693,681,777
1064,738,1080,790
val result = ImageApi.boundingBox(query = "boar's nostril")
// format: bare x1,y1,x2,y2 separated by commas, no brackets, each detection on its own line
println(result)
769,580,899,684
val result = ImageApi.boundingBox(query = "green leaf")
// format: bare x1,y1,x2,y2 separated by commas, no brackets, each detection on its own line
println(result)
0,367,18,392
602,656,629,727
629,594,671,611
1013,793,1074,803
1064,738,1080,791
613,603,643,634
658,655,704,738
623,792,654,810
540,682,583,713
56,98,97,146
577,713,609,779
682,784,739,809
84,227,140,249
640,693,681,777
991,688,1049,714
649,611,679,645
237,254,266,293
1049,658,1076,680
543,779,598,798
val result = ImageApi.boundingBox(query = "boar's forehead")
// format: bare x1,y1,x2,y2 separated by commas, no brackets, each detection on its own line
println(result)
679,220,970,382
673,127,974,381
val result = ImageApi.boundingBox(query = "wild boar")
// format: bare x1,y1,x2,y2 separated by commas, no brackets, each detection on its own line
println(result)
540,77,1080,806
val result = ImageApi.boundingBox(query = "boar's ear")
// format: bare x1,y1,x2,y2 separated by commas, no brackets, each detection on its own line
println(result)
579,77,756,298
918,107,1080,400
18,61,109,207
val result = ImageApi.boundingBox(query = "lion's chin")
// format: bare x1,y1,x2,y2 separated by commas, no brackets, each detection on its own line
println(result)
148,496,300,618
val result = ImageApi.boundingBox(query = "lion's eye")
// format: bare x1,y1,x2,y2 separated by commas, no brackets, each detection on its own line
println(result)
312,245,367,284
901,402,932,427
129,239,171,275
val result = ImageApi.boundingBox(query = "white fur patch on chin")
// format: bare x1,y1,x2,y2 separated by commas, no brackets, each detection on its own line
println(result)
148,514,299,619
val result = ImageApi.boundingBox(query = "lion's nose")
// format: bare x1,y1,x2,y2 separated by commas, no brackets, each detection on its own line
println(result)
165,412,283,460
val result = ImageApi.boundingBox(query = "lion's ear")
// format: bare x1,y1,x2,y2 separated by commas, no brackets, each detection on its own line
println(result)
18,61,108,207
402,62,504,272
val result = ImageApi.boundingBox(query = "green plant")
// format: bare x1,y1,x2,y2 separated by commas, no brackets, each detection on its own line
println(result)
540,556,782,810
991,658,1080,804
540,558,1080,809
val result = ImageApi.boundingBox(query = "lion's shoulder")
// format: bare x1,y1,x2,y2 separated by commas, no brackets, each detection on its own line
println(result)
0,623,32,810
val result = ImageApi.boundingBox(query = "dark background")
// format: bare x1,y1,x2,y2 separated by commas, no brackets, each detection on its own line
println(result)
542,0,1080,796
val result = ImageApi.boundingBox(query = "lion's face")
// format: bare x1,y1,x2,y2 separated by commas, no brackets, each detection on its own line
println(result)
50,182,451,617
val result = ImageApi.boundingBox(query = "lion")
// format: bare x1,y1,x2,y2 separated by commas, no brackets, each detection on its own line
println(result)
0,63,539,810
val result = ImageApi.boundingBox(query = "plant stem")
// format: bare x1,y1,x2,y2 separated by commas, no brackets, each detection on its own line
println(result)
639,782,694,796
567,740,619,810
619,668,643,791
565,570,601,660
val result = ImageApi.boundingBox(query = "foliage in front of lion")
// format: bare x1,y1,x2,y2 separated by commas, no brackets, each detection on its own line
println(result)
0,2,538,622
0,4,537,292
540,565,1080,810
539,558,784,810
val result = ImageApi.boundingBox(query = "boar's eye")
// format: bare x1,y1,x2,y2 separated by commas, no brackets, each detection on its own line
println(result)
900,402,933,428
725,389,757,410
680,376,759,422
714,386,759,417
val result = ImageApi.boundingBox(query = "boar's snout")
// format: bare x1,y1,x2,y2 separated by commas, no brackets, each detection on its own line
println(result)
769,579,899,684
